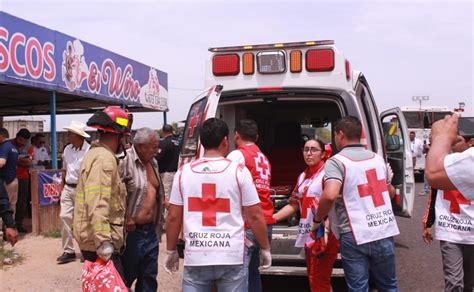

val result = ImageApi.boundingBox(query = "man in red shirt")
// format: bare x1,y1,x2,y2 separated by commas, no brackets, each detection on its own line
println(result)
11,128,33,233
227,119,275,292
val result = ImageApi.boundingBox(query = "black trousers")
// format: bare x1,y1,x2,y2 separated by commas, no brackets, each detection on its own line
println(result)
15,178,29,227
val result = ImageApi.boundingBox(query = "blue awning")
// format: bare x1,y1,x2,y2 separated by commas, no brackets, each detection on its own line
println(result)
0,12,168,114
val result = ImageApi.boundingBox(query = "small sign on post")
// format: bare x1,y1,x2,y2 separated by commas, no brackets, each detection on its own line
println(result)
31,170,62,236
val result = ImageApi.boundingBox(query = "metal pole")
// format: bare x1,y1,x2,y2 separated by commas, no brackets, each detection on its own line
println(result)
163,111,167,125
50,91,57,169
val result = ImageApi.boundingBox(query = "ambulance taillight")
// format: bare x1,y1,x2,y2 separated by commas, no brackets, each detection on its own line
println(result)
306,49,334,72
209,40,337,77
242,53,254,75
257,51,286,74
212,54,240,76
290,50,302,73
345,59,351,81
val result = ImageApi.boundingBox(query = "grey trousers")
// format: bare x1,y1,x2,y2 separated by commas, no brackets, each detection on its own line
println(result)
60,185,76,254
440,240,474,292
4,178,18,217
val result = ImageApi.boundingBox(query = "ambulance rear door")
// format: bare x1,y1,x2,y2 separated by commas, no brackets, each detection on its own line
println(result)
380,107,415,217
179,85,223,166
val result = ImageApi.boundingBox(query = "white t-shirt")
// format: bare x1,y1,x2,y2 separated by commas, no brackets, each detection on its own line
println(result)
410,138,423,158
170,157,259,207
63,141,90,184
169,156,260,266
227,149,245,165
32,146,50,170
444,147,474,200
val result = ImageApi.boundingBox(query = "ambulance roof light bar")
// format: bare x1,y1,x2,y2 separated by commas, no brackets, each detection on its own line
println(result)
209,40,335,53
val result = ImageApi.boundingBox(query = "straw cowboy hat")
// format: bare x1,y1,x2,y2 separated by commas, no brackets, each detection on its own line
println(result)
63,121,90,138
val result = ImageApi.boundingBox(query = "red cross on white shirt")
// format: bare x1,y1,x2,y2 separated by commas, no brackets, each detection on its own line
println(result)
443,190,471,214
188,183,231,227
357,168,388,207
300,193,315,219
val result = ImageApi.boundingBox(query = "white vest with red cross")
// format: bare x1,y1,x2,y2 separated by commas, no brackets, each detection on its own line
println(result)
434,189,474,244
334,153,399,245
239,144,276,225
292,169,325,247
180,158,246,266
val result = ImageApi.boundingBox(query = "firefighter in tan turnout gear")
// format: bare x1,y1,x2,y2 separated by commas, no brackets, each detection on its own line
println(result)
72,106,131,281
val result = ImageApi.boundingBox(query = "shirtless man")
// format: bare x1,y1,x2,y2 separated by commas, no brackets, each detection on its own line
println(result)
121,127,165,292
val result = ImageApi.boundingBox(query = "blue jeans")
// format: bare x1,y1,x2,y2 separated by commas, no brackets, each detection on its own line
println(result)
121,226,158,292
340,232,399,292
182,248,250,292
423,173,430,194
245,225,273,292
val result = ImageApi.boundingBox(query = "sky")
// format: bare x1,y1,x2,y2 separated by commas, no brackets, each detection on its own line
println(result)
1,0,473,130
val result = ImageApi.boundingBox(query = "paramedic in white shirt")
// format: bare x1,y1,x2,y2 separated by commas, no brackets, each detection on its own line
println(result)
164,118,271,292
426,114,474,200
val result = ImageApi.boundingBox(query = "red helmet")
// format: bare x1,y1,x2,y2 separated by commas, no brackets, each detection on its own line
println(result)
87,106,131,134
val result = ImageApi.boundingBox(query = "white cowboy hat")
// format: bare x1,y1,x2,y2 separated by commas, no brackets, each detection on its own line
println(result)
63,121,90,138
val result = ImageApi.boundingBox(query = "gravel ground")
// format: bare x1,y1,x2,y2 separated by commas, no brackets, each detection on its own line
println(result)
1,235,182,291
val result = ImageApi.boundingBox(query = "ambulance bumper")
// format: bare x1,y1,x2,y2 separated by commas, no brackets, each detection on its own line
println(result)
260,266,345,277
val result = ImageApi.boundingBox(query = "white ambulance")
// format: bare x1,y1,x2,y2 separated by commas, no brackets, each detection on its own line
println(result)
401,106,453,174
179,40,415,280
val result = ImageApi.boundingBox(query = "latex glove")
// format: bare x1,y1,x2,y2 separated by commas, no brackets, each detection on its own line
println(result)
259,248,272,269
164,250,179,275
386,163,394,184
96,241,114,262
311,219,322,232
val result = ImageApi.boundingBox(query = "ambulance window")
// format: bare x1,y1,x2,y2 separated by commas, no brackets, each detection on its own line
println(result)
382,115,404,151
355,88,371,148
303,118,332,144
403,112,424,128
181,97,208,156
360,85,380,152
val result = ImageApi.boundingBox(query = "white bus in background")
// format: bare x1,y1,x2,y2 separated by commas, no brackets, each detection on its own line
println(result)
401,106,453,173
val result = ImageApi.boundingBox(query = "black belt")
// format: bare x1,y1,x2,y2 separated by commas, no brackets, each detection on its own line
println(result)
135,223,154,231
66,183,77,188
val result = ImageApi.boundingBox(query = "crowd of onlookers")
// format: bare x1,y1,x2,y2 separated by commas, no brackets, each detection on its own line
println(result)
0,128,51,238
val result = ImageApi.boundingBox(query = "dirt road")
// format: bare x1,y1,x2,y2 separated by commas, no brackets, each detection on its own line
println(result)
1,235,182,291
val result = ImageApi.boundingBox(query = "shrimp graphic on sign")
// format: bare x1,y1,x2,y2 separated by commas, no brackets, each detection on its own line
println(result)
188,183,231,226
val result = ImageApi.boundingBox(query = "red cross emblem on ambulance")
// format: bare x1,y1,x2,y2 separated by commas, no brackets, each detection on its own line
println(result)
443,190,471,214
188,183,231,227
357,168,388,207
187,107,200,138
255,152,270,180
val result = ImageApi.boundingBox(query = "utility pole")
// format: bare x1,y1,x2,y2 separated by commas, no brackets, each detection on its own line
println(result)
412,96,429,128
412,95,430,109
454,101,465,116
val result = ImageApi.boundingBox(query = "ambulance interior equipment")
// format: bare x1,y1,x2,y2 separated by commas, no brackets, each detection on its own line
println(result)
179,40,415,279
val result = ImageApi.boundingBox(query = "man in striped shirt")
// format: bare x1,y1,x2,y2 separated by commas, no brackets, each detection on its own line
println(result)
121,127,165,291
